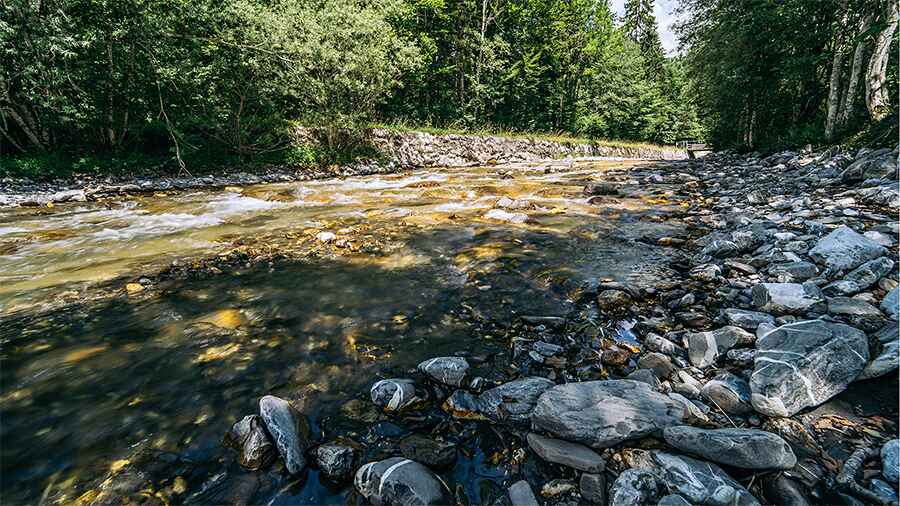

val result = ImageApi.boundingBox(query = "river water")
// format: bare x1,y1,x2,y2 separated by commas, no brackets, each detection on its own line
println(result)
0,159,689,504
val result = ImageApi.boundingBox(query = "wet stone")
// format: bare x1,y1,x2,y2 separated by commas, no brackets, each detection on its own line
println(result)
609,469,662,506
531,380,686,449
355,457,452,506
444,376,554,425
316,443,355,481
526,432,606,472
259,395,310,475
223,415,276,471
508,480,540,506
371,378,420,412
417,356,469,387
650,451,760,506
662,426,796,470
399,434,456,469
598,289,633,310
700,372,753,415
750,320,868,417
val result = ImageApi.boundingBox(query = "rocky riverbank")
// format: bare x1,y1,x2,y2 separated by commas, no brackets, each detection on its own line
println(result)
73,145,899,505
0,129,684,208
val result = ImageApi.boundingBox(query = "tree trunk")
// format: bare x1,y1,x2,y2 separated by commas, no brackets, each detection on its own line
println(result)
865,4,898,121
839,33,868,129
825,4,848,141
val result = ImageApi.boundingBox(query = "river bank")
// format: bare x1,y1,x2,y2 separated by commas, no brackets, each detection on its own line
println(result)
0,129,684,208
1,145,898,505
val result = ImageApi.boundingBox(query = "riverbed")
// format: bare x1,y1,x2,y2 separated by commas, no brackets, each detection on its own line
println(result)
0,159,690,504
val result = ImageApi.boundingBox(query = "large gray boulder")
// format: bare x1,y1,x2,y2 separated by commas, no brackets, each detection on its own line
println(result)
259,395,311,475
840,148,898,182
808,225,887,274
355,457,452,505
751,283,825,315
750,320,868,417
417,356,469,387
650,451,761,506
531,380,686,449
444,377,553,424
526,432,606,472
662,426,796,470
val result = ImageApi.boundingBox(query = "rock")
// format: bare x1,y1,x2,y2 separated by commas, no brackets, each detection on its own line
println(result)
751,283,825,315
870,479,898,502
508,480,540,506
526,432,606,472
841,148,898,181
580,473,606,505
688,325,755,367
882,439,899,484
399,434,456,469
761,474,810,506
484,208,528,223
417,357,469,387
808,225,887,274
827,297,886,331
637,352,676,379
355,457,452,505
691,263,722,282
662,426,796,470
609,469,662,506
881,287,899,320
316,231,336,243
540,478,577,497
858,338,899,380
628,368,661,389
584,182,620,196
444,377,554,425
531,380,686,449
371,378,420,412
644,333,682,355
223,415,277,471
650,451,760,506
700,373,753,415
668,392,710,425
724,308,775,330
769,261,819,281
598,289,633,310
727,348,757,367
316,444,355,481
825,257,895,295
658,495,693,506
750,320,868,417
258,395,310,475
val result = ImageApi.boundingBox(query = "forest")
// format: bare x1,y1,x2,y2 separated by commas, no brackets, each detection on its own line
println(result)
1,0,897,176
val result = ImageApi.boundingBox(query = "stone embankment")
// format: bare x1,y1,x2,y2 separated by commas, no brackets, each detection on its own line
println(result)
0,129,683,207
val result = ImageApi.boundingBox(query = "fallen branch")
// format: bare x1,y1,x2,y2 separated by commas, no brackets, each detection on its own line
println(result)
836,447,897,506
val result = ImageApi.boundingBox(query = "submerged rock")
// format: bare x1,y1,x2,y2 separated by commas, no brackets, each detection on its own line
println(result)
808,225,887,274
223,415,276,471
531,380,685,449
662,426,796,469
316,443,355,481
399,434,456,468
526,432,606,472
444,377,553,425
750,320,868,417
355,457,452,505
417,356,469,387
259,395,310,475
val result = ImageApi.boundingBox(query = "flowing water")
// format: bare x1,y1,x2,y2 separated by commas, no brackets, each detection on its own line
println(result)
0,159,690,504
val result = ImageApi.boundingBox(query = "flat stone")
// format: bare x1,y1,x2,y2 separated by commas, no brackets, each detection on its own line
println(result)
223,415,277,471
609,469,662,506
700,372,753,415
724,308,775,330
508,480,539,506
769,261,819,281
399,434,456,468
858,338,899,380
650,451,760,506
881,287,899,320
526,432,606,472
580,473,606,504
316,444,355,481
751,283,824,315
882,439,899,484
371,378,420,412
444,377,553,425
259,395,310,475
355,457,451,505
808,225,887,274
827,297,886,331
825,257,895,295
417,357,469,387
531,380,686,449
750,320,868,417
662,426,796,469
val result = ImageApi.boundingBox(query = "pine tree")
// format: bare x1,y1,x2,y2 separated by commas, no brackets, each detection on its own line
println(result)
622,0,665,74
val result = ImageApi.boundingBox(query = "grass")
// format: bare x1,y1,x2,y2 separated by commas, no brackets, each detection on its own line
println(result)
372,122,677,151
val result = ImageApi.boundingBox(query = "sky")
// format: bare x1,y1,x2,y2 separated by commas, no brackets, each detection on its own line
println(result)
610,0,682,55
